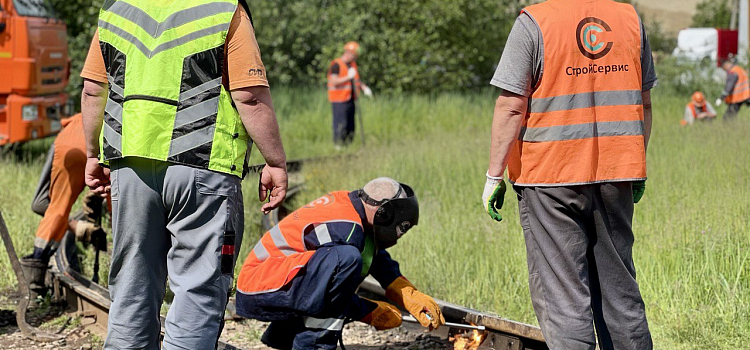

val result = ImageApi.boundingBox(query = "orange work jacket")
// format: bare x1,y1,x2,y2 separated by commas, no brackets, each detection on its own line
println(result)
726,65,750,104
509,0,646,186
327,58,361,103
237,191,370,295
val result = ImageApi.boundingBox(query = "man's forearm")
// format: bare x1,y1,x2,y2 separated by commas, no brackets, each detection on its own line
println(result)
328,75,353,86
722,73,738,99
488,91,528,178
642,90,652,152
81,79,108,158
232,86,287,168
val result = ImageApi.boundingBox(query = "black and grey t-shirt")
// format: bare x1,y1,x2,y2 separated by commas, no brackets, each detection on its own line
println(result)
490,12,657,96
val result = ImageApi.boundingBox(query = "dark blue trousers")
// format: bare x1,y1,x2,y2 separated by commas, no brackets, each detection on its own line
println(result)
236,245,368,350
332,100,355,145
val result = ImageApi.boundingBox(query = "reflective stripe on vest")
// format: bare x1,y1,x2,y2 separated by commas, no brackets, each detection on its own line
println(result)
237,191,372,295
328,58,360,103
510,0,646,186
98,0,251,177
727,65,750,104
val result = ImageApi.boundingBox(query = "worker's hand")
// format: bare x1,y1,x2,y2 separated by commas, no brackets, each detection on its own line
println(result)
482,172,506,222
85,157,110,197
72,220,97,243
259,163,288,215
715,98,723,107
385,277,445,330
632,180,646,204
347,67,358,80
360,299,402,331
362,85,373,97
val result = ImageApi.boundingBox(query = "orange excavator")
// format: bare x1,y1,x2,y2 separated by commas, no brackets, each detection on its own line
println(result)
0,0,73,147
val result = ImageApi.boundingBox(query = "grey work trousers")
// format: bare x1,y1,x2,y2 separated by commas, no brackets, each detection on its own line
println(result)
105,158,244,350
516,182,652,350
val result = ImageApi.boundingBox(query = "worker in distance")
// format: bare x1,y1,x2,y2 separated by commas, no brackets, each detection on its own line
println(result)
235,177,444,350
682,91,716,125
716,58,750,120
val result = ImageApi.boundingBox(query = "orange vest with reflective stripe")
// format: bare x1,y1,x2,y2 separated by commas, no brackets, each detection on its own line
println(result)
687,102,709,118
237,191,364,295
726,65,750,104
509,0,646,186
327,58,361,103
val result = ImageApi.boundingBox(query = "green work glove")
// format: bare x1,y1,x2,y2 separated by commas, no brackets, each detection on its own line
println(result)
632,180,646,204
482,172,506,221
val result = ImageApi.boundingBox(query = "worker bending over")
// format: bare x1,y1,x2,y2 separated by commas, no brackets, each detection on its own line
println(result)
236,177,444,350
22,113,108,294
716,59,750,120
682,91,716,125
327,41,372,146
484,0,656,348
81,0,288,349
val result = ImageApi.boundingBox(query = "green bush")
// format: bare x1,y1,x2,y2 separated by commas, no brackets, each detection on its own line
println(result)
654,56,724,98
250,0,519,93
49,0,103,111
692,0,732,28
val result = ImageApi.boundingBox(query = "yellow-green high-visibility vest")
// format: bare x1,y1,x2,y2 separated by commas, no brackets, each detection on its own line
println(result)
98,0,251,177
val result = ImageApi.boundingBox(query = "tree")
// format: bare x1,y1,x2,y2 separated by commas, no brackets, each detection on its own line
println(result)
49,0,103,111
250,0,519,93
692,0,732,28
50,0,522,95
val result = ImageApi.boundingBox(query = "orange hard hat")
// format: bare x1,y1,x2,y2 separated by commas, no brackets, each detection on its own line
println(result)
344,41,361,55
691,91,706,107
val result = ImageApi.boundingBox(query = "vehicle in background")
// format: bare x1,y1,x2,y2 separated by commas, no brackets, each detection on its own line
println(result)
0,0,73,147
672,28,739,66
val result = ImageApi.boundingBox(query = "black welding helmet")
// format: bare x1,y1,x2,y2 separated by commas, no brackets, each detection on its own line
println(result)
358,183,419,250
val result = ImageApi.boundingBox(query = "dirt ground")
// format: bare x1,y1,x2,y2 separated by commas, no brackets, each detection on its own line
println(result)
0,292,453,350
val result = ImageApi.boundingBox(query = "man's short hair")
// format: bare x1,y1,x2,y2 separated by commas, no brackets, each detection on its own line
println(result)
362,177,405,203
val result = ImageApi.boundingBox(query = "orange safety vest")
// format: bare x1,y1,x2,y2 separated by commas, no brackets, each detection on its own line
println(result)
687,102,709,118
726,65,750,104
237,191,366,295
327,58,361,103
509,0,646,186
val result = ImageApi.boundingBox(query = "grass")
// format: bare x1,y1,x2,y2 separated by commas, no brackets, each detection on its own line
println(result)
0,86,748,349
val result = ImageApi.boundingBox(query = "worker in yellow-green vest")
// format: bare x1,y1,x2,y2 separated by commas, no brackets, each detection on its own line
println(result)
80,1,288,349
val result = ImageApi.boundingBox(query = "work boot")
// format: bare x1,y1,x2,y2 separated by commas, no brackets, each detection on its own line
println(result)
19,255,48,300
261,318,304,350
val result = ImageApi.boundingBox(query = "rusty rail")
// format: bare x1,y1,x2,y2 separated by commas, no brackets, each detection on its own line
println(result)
357,277,548,350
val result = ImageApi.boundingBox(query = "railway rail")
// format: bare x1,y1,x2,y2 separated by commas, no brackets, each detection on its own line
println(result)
2,157,549,350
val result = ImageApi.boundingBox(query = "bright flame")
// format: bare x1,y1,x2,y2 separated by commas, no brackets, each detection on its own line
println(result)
449,328,487,350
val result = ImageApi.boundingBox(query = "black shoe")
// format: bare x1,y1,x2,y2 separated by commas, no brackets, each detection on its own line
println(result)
261,318,304,350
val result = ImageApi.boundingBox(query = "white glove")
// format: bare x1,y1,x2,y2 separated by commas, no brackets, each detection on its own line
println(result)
482,172,505,222
362,86,373,97
715,98,723,107
347,67,357,79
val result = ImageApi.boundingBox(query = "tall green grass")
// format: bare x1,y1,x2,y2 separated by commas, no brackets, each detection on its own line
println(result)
1,88,748,349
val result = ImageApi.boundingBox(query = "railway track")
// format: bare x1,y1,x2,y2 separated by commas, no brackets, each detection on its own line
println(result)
2,157,549,350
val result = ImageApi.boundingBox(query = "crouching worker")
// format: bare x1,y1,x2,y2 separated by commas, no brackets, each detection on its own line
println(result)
236,177,445,350
21,113,109,296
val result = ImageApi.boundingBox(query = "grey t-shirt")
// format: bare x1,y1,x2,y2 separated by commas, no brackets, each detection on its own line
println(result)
491,12,657,96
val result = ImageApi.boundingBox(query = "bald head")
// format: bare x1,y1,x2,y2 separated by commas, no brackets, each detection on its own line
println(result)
362,177,405,204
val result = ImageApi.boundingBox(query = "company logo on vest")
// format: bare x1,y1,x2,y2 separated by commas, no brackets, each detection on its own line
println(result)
576,17,613,59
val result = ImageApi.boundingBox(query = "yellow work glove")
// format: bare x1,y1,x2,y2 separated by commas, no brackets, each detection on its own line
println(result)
385,276,445,330
360,299,402,330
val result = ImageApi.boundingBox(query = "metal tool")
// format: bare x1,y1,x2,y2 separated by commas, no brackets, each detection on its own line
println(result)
0,210,62,342
401,314,486,331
